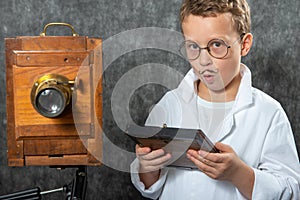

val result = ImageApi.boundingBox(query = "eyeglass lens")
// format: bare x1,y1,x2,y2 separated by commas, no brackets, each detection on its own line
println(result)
180,39,229,60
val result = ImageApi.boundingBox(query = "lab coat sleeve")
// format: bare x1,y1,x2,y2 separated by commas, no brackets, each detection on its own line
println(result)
130,94,174,199
252,111,300,200
130,158,169,199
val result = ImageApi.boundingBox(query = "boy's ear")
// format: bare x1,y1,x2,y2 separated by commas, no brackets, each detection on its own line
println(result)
241,33,253,56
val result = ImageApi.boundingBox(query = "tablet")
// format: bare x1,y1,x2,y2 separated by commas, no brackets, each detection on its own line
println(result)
126,125,219,169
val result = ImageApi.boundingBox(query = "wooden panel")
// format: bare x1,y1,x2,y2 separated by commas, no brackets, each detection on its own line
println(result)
16,124,85,139
15,51,90,67
87,38,103,161
12,65,92,126
25,155,90,166
73,65,94,137
24,139,87,156
8,158,25,167
6,38,24,166
18,36,87,51
13,65,81,86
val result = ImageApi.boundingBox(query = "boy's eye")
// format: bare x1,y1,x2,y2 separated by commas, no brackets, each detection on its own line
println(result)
210,41,224,48
187,43,199,50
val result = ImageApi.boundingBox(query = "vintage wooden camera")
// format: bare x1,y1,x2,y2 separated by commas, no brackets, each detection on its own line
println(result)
5,23,103,166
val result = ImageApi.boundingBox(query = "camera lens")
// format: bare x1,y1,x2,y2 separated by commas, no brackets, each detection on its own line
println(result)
31,74,72,118
36,88,66,117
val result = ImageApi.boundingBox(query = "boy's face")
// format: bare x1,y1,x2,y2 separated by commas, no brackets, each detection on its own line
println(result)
182,13,244,93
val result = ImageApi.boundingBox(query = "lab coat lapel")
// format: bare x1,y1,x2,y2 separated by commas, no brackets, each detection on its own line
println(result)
175,69,198,103
216,64,253,142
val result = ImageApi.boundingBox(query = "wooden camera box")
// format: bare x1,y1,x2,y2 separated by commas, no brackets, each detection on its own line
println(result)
5,23,103,166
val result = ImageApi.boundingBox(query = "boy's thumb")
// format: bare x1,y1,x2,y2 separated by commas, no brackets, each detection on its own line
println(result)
215,142,232,153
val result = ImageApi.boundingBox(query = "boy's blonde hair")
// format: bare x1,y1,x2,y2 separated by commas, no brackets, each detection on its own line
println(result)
180,0,251,35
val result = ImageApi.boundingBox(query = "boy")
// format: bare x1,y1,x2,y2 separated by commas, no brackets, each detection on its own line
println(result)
131,0,300,199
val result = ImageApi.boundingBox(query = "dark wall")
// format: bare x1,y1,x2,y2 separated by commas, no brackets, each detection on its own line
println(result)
0,0,299,199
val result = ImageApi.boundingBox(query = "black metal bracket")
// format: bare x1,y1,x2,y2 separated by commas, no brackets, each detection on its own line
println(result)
0,166,87,200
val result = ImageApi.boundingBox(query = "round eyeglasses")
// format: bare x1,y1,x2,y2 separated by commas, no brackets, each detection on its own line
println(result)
179,34,245,60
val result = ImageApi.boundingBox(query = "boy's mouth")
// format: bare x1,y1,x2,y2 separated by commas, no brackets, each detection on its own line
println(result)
198,69,218,83
203,74,215,83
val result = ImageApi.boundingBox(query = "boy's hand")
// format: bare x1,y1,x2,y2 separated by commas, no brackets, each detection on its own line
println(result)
136,144,172,173
187,142,241,181
186,142,254,199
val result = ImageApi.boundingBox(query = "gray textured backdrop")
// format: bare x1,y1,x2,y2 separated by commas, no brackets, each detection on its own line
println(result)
0,0,299,199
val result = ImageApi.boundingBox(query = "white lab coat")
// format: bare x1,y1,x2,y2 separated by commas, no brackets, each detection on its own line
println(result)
131,64,300,200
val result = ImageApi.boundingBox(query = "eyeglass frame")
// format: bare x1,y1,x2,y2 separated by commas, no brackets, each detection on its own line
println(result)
179,33,246,60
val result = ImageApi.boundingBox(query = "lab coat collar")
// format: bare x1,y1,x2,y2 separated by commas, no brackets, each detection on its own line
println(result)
175,68,198,103
176,64,253,113
231,64,253,114
175,64,253,141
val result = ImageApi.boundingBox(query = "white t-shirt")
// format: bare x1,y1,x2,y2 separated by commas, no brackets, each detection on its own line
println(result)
195,96,234,142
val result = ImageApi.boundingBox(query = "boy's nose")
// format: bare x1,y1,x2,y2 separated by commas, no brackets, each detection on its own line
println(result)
198,49,213,67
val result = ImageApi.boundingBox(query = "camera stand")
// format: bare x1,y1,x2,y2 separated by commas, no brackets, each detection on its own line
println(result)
0,166,87,200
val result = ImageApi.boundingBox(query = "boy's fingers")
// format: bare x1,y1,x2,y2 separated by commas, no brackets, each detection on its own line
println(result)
141,149,166,160
136,145,151,155
146,153,172,166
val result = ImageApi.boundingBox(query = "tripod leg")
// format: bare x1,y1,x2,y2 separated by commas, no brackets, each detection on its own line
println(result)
70,166,87,200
